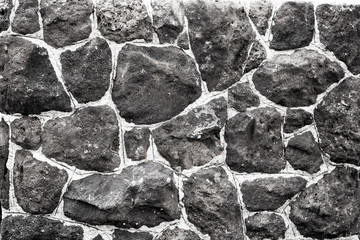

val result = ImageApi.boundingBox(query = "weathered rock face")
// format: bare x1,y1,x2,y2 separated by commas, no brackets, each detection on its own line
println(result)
0,118,9,209
284,109,313,133
228,81,260,112
0,0,11,32
249,0,273,35
243,41,267,73
317,4,360,75
61,37,112,103
183,167,244,240
253,49,344,107
270,2,314,50
40,0,93,48
245,213,286,240
113,230,153,240
124,127,150,161
290,166,360,238
152,97,227,170
183,0,256,91
42,105,120,172
112,44,202,124
315,76,360,166
177,31,189,49
12,0,40,34
225,107,285,173
285,131,323,173
0,37,72,115
13,150,68,214
241,177,307,211
156,227,201,240
11,117,42,150
63,161,180,228
1,215,83,240
97,0,152,43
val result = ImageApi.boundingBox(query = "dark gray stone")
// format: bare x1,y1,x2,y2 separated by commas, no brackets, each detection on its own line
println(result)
61,37,112,103
63,161,180,228
124,127,150,161
183,167,244,240
249,0,273,35
112,44,202,124
11,116,42,150
253,49,344,107
285,131,323,173
0,37,72,115
241,177,307,211
0,0,11,32
42,105,120,172
0,118,9,210
1,215,83,240
284,109,313,133
177,31,189,49
92,235,104,240
225,107,285,173
270,2,314,50
290,166,360,239
156,227,201,240
228,81,260,112
152,97,227,170
183,0,255,91
12,0,40,34
245,213,286,240
243,40,267,73
40,0,93,48
97,0,152,43
113,230,153,240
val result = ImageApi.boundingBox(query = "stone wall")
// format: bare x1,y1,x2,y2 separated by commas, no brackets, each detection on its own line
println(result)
0,0,360,239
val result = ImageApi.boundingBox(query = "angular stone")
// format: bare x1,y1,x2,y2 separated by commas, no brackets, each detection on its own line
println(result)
63,161,180,228
156,227,201,240
243,41,267,73
241,177,307,211
113,230,153,240
152,97,227,170
0,37,72,114
112,44,202,124
12,0,40,34
40,0,93,48
124,127,150,161
183,0,255,91
228,81,260,112
285,131,323,173
0,0,11,32
225,107,285,173
183,167,244,239
61,37,112,103
1,215,83,240
92,235,104,240
315,76,360,166
253,49,344,107
0,118,9,209
42,105,120,172
97,0,152,43
270,2,314,50
11,116,42,150
290,166,360,238
284,109,313,133
245,213,286,240
249,0,273,35
177,31,189,50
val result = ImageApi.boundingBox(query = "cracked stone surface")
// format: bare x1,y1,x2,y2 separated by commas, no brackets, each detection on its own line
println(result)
0,0,11,32
243,40,267,73
228,81,260,112
249,0,273,35
124,127,150,161
245,213,286,240
113,230,153,240
155,227,201,240
11,116,42,150
284,108,313,133
12,0,40,35
0,118,9,210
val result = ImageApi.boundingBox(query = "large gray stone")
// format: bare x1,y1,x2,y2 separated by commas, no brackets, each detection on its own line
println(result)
0,0,12,32
228,81,260,112
113,230,153,240
124,127,150,161
11,116,42,150
245,213,286,240
249,0,273,35
42,105,120,172
11,0,40,34
284,108,313,133
156,227,201,240
0,118,9,210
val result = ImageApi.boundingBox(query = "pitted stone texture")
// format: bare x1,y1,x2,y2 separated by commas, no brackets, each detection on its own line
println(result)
0,118,9,209
113,230,153,240
317,5,360,75
1,215,83,240
11,117,42,150
228,81,260,112
97,0,152,43
253,49,344,107
225,107,285,173
249,0,273,35
0,0,11,32
245,213,286,240
241,177,307,211
40,0,93,48
285,131,323,174
0,37,72,115
244,41,267,73
112,44,202,124
152,97,227,170
124,127,150,161
156,227,201,240
14,150,68,214
42,105,120,172
61,37,112,103
183,167,244,240
284,109,313,133
177,31,189,49
12,0,40,34
270,2,314,50
63,161,180,228
183,0,255,91
315,76,360,166
290,166,360,238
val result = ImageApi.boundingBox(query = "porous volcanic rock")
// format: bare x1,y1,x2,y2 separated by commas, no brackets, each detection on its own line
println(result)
113,230,153,240
0,0,11,32
253,49,344,107
11,116,42,150
112,44,202,124
245,213,286,240
183,167,244,239
61,37,112,103
243,40,267,73
156,226,201,240
63,161,180,228
225,107,285,173
228,81,260,112
284,108,313,133
249,0,273,35
0,37,72,114
12,0,40,34
124,127,150,161
42,105,120,172
0,118,9,209
152,97,227,170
